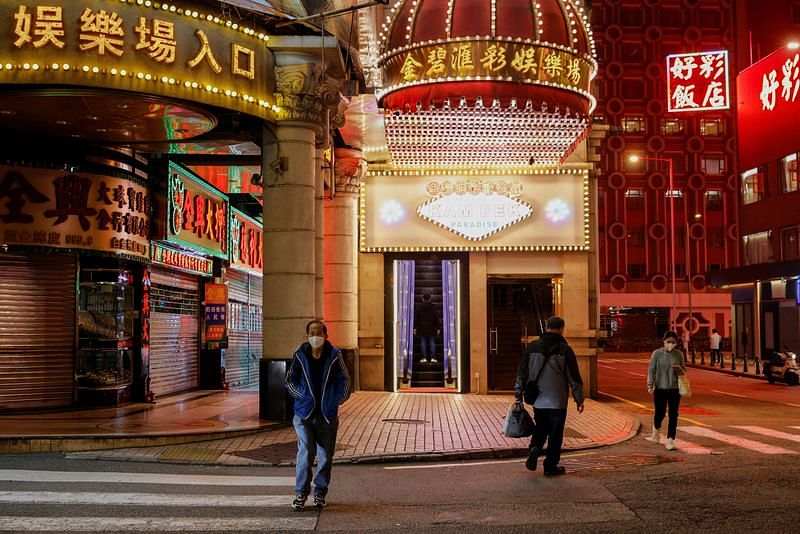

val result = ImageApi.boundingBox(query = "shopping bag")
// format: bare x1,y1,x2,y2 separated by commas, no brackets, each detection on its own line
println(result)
678,374,692,397
502,402,534,438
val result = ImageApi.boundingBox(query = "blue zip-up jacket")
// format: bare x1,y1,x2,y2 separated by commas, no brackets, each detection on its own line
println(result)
284,341,352,423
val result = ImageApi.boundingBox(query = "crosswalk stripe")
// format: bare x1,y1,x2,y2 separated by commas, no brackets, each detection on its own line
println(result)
0,491,290,507
681,426,798,455
734,426,800,443
0,517,316,532
674,439,715,455
0,470,295,487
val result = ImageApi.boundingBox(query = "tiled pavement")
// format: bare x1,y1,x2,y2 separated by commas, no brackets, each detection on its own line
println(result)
69,392,639,465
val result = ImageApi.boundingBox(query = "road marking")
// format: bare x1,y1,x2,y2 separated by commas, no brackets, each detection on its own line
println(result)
786,403,800,408
0,470,295,487
0,491,290,507
674,439,715,455
597,390,710,427
734,426,800,443
681,426,798,455
383,452,595,470
711,389,748,399
0,517,316,532
624,371,647,378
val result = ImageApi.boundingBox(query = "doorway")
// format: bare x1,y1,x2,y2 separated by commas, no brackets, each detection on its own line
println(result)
488,277,555,391
385,254,469,392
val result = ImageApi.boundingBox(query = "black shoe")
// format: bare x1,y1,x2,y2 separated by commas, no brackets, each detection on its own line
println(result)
525,449,540,471
314,494,327,508
292,494,307,511
543,466,566,476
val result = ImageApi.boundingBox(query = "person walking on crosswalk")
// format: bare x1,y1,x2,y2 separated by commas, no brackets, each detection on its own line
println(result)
647,331,687,450
285,320,352,510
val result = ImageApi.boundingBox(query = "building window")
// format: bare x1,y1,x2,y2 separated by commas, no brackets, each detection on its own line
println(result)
782,225,800,261
625,188,645,210
660,119,685,135
701,155,726,175
700,118,726,136
705,189,723,211
743,231,774,265
707,227,725,248
621,116,645,134
780,153,800,193
667,263,686,278
665,189,684,199
741,166,767,204
628,263,647,279
627,227,645,247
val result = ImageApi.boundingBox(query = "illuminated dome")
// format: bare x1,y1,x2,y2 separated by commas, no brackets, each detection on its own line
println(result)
377,0,597,166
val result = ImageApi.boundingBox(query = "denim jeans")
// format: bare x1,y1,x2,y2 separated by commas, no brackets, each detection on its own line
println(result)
529,408,567,470
293,414,339,496
419,336,436,361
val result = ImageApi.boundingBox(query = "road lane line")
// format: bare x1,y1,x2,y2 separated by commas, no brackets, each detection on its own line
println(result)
597,390,710,427
0,491,290,507
0,470,296,487
786,403,800,408
624,371,647,378
733,426,800,444
0,517,316,532
711,389,748,399
383,452,595,470
674,439,715,455
681,426,798,455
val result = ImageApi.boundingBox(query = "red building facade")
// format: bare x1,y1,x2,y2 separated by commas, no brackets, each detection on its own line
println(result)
591,0,737,348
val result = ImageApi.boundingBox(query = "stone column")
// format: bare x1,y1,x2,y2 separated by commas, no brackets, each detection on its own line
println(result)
323,148,363,350
315,147,326,321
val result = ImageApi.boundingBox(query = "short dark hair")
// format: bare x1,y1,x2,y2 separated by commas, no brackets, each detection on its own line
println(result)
663,330,678,341
306,320,328,335
546,316,565,330
422,293,431,302
712,328,718,334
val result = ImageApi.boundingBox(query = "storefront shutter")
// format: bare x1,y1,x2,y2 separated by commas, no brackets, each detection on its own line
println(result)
224,270,262,388
149,267,199,396
0,253,76,410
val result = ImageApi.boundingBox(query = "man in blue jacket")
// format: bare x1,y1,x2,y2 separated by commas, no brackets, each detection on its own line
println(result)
285,320,351,510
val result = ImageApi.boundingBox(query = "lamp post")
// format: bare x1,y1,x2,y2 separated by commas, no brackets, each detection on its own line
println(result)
686,213,702,353
629,154,676,331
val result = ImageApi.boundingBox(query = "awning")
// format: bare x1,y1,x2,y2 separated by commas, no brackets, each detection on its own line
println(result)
708,260,800,287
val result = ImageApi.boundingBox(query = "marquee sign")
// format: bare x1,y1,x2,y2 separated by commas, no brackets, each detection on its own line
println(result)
666,50,730,112
361,170,589,252
0,165,150,258
167,161,228,259
0,0,276,118
738,45,800,169
229,207,263,276
151,241,213,276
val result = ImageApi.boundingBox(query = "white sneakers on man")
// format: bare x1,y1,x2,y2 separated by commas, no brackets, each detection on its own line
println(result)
646,428,660,443
665,438,676,450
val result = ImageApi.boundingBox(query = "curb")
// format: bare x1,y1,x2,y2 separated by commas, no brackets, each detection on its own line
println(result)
687,363,767,381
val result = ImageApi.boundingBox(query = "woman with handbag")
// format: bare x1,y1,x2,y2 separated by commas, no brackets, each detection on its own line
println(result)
646,330,687,451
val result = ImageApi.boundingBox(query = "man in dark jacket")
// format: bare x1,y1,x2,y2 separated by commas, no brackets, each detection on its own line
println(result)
285,320,351,510
514,316,584,476
414,293,440,363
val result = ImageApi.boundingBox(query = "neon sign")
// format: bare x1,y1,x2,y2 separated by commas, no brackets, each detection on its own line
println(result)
666,50,730,112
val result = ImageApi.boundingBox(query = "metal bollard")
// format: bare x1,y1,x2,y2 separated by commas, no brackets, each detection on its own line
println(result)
755,357,761,375
720,351,725,369
701,350,705,365
692,350,696,364
731,353,737,371
743,354,749,373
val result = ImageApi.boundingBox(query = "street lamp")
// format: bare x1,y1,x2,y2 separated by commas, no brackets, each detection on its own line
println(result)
686,213,703,352
628,154,677,331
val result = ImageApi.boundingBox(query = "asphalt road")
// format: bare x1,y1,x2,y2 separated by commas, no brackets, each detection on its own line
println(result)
2,354,800,533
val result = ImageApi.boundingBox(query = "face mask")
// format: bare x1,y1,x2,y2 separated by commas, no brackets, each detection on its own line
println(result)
308,336,324,349
664,342,676,351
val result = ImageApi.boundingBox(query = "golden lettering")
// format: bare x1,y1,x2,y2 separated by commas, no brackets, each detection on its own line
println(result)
450,44,475,75
135,17,176,63
400,52,423,81
79,8,125,57
187,30,222,73
12,6,31,48
480,44,507,72
566,58,582,85
231,43,255,79
542,53,564,79
425,46,447,77
511,47,537,76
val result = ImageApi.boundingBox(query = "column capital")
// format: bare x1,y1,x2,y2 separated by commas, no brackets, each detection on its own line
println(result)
333,148,365,195
274,63,340,126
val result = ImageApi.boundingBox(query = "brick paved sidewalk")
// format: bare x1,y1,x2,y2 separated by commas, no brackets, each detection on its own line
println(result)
69,392,639,466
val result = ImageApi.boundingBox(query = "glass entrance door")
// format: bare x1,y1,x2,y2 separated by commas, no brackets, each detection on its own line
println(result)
488,278,554,391
392,258,462,391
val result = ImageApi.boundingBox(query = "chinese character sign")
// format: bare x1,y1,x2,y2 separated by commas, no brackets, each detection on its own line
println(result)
229,208,263,276
666,51,730,112
167,162,229,259
737,46,800,170
0,1,274,119
204,283,227,343
0,165,150,257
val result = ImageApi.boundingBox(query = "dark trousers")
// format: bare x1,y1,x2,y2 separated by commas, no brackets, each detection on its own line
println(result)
529,408,567,470
419,336,436,361
653,388,681,439
710,349,721,364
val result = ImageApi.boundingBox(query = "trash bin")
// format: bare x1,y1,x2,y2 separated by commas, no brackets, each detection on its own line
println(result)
259,359,294,421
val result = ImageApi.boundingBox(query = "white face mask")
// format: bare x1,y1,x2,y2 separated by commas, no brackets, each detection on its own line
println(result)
664,342,676,351
308,336,325,349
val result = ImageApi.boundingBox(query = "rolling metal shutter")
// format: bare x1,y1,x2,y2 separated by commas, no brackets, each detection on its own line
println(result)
224,270,262,389
149,267,199,396
0,253,76,410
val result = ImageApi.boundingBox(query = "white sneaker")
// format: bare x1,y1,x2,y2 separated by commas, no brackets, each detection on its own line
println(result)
665,438,676,450
646,428,661,443
429,358,438,363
